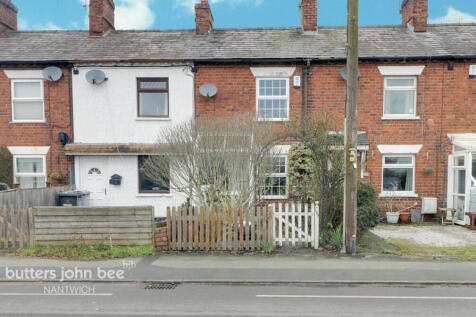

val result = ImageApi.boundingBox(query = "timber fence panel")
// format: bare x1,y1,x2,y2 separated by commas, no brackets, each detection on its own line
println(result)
32,206,153,246
167,205,272,252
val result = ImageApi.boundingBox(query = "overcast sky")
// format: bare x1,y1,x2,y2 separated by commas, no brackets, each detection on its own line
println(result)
15,0,476,31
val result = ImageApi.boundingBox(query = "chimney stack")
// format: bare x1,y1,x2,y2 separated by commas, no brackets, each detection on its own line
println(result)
89,0,115,36
195,0,213,35
0,0,17,34
300,0,317,32
401,0,428,32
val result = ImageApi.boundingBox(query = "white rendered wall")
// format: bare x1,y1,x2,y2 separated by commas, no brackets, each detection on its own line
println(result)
72,67,194,144
75,155,186,217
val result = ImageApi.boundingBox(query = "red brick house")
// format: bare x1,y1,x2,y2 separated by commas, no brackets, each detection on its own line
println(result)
0,0,475,223
193,0,476,223
0,0,72,189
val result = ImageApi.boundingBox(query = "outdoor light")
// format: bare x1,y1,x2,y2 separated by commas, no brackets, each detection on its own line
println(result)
59,132,69,146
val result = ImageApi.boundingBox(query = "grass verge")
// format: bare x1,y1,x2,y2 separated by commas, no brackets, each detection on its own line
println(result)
20,244,156,261
387,239,476,261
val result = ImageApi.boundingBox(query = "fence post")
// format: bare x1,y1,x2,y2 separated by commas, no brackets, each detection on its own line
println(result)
2,205,7,248
267,206,273,246
28,207,34,247
314,201,320,249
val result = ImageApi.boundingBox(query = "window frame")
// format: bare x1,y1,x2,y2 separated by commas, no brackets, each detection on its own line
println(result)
13,155,47,189
11,79,45,123
136,78,170,118
262,155,288,200
381,154,416,196
256,77,290,122
138,155,170,194
382,76,417,119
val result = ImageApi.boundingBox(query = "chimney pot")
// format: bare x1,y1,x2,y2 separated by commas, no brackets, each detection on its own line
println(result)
401,0,428,32
195,0,213,35
0,0,18,34
89,0,115,36
300,0,317,32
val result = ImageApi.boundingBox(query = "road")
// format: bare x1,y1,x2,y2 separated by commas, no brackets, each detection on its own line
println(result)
0,282,475,316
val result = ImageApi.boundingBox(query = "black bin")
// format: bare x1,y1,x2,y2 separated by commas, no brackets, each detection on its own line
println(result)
58,190,90,206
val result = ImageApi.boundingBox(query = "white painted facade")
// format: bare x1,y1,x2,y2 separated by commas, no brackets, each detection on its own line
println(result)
72,66,194,216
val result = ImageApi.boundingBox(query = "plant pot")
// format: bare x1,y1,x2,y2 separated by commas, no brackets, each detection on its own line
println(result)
400,211,410,223
386,212,400,224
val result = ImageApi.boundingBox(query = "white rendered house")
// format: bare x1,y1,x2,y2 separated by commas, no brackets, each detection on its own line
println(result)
68,65,194,217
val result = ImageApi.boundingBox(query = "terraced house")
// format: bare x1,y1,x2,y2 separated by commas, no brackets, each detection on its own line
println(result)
0,0,475,221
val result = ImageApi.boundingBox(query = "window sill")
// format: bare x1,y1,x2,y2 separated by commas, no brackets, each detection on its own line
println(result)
10,120,46,124
135,117,172,122
379,192,419,198
255,118,290,122
263,196,288,200
136,193,173,198
381,116,420,121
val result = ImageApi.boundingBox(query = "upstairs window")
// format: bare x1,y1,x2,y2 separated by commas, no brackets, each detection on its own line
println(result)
256,78,289,121
383,77,417,117
137,78,169,118
11,80,44,122
14,156,46,189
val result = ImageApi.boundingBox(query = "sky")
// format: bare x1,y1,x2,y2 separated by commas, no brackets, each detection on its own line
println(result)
15,0,476,31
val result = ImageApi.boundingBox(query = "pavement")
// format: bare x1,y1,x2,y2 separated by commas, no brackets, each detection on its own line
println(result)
1,254,476,285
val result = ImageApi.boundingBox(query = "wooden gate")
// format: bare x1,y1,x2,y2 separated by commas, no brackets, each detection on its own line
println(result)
272,202,319,249
167,206,273,251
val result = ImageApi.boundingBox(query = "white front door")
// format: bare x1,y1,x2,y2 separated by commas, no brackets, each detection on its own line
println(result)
82,158,108,202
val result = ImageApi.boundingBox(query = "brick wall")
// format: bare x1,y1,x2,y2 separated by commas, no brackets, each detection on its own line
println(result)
195,60,476,210
89,0,115,36
0,0,17,34
0,67,73,186
155,221,169,251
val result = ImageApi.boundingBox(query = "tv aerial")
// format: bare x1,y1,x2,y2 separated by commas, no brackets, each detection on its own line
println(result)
85,69,108,85
42,66,63,82
199,83,218,98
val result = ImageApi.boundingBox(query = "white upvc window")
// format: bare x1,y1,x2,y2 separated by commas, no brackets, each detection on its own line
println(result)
383,77,417,119
262,155,288,199
13,155,47,189
381,155,416,196
11,80,45,122
256,78,289,121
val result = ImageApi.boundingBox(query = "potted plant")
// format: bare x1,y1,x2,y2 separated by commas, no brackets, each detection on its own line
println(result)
48,171,65,183
399,210,411,223
384,187,400,224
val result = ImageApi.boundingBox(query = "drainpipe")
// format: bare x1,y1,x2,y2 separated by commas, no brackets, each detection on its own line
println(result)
300,59,311,134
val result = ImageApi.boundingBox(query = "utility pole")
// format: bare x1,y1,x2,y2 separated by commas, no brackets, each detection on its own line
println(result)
343,0,359,255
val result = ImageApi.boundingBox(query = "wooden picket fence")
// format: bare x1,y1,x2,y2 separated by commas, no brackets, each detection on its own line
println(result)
272,202,319,249
167,206,273,251
0,205,33,249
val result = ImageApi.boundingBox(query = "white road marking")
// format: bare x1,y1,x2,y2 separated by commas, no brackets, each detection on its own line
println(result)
257,295,476,300
0,293,112,296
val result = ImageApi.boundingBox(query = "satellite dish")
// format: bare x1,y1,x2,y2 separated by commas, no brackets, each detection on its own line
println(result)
340,66,361,81
42,66,63,82
199,83,218,98
85,69,108,85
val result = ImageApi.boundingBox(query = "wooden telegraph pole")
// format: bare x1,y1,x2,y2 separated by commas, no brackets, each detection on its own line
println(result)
343,0,359,254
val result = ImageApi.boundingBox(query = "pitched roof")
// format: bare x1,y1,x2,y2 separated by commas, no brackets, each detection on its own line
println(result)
0,24,475,63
